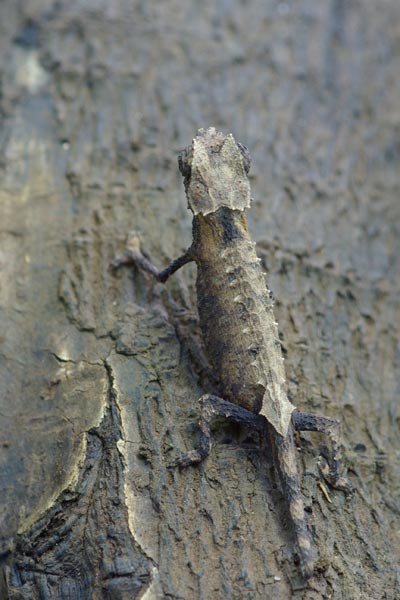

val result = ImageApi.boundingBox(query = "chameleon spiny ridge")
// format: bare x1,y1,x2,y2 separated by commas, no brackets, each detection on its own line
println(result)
113,127,353,579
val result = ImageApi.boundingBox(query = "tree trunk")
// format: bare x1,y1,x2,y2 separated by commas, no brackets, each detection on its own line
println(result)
0,1,399,599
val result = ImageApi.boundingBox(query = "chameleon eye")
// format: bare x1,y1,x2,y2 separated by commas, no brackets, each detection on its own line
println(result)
178,150,191,178
237,142,251,174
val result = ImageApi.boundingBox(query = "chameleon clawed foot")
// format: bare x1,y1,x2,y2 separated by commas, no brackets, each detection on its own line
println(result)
168,399,213,468
111,230,164,280
318,456,354,494
111,230,142,268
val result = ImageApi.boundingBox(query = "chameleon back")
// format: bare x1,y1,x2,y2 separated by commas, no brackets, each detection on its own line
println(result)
193,208,295,437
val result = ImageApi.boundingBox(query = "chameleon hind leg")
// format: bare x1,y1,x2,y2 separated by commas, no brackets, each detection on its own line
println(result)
172,393,265,467
292,411,353,493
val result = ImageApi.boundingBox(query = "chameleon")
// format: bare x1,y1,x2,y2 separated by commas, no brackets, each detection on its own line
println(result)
113,127,352,578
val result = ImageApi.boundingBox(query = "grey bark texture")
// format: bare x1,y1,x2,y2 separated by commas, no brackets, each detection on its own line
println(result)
0,1,399,599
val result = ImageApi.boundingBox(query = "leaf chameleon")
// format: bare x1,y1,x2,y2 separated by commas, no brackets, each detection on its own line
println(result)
113,127,352,578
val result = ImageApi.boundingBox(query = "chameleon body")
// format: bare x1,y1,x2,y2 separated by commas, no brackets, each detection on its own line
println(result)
193,204,294,437
113,127,351,579
182,129,293,435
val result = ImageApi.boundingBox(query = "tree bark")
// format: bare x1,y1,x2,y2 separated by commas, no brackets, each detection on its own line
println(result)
0,1,399,599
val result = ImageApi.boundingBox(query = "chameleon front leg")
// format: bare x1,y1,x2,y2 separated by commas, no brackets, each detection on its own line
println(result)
172,394,265,467
292,411,353,493
112,230,194,282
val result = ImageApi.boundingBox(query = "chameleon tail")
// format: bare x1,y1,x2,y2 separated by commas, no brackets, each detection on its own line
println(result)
270,423,315,578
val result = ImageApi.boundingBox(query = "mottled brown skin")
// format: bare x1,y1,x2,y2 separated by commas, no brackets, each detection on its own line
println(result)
113,128,352,579
193,209,265,414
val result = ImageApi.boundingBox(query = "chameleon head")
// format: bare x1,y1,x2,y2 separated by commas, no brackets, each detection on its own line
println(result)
178,127,252,216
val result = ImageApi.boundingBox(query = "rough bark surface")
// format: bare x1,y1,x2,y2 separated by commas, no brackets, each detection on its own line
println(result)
0,1,399,599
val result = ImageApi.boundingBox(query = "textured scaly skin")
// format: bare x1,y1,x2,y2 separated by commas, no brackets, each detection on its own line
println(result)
194,209,289,420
